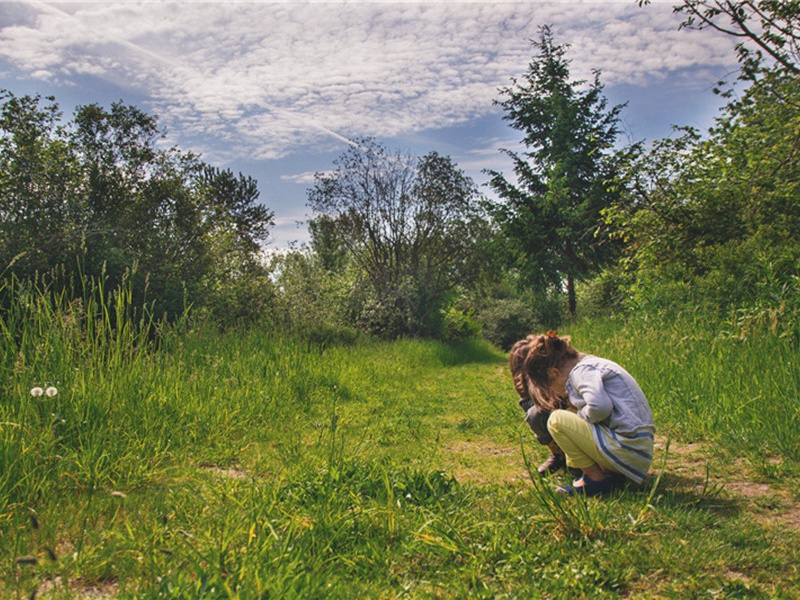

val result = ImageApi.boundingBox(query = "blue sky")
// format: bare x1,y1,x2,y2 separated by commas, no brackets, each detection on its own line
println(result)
0,1,740,247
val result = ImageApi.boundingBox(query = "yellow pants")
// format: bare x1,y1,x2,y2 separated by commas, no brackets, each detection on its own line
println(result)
547,409,618,472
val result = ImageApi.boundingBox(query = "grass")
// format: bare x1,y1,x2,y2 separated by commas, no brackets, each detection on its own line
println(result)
2,282,800,598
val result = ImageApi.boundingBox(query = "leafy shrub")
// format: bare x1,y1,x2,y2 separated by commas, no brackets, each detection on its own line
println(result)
303,323,361,348
439,306,481,343
357,296,410,339
578,267,633,317
269,249,358,343
476,298,537,351
200,262,279,330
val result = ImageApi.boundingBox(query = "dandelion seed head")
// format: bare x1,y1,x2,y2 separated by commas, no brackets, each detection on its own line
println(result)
45,387,58,397
30,387,44,397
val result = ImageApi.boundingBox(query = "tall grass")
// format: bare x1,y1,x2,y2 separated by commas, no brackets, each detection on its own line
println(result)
2,278,800,597
1,273,157,514
569,317,800,469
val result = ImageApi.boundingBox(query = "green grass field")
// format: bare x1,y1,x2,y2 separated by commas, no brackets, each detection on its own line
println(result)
2,288,800,598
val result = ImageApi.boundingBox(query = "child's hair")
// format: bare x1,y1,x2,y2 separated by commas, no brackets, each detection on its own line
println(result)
508,331,578,411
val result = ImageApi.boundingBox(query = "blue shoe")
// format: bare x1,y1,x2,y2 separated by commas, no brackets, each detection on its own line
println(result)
557,473,625,497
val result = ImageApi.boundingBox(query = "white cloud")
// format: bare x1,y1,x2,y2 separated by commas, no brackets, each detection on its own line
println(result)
0,1,737,161
280,170,330,185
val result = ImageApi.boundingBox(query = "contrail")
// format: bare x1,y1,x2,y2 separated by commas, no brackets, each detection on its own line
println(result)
22,0,360,151
25,0,173,67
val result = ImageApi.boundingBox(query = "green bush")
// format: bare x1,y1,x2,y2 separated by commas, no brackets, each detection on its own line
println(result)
269,250,358,343
303,323,362,348
439,306,481,343
476,298,537,351
578,267,633,318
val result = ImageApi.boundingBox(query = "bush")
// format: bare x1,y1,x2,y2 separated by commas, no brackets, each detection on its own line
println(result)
439,306,481,343
303,323,361,348
476,298,537,351
578,267,633,318
201,262,279,330
269,250,357,343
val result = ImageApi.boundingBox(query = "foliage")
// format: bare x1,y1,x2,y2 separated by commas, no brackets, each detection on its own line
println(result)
475,297,537,351
575,265,634,318
0,90,275,325
0,93,83,278
473,288,567,351
673,0,800,83
307,139,489,338
268,248,361,345
606,66,800,337
439,306,482,344
486,26,625,315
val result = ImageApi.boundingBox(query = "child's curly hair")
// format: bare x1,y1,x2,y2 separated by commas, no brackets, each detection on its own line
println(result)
508,331,578,411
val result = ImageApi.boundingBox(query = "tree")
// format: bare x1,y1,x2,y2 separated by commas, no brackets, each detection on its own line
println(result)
192,165,276,327
606,2,800,336
0,91,83,277
307,138,485,337
70,101,211,315
606,68,800,330
486,26,625,315
0,91,275,324
195,165,273,256
672,1,800,82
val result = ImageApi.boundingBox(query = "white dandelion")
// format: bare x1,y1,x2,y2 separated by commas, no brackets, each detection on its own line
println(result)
45,387,58,397
30,387,44,397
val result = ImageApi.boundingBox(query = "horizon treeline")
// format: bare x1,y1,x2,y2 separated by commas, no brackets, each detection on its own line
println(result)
2,1,799,345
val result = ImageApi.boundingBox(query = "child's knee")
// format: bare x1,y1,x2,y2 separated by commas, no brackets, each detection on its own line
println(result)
546,409,571,436
525,405,553,445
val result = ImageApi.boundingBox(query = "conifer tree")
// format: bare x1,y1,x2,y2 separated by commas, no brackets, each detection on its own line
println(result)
487,26,624,315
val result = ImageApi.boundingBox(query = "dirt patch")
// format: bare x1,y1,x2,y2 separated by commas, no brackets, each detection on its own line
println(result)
724,481,773,498
772,507,800,529
448,440,517,457
447,436,799,528
36,577,118,599
445,439,529,485
199,465,251,480
199,464,253,480
651,436,800,530
724,569,751,584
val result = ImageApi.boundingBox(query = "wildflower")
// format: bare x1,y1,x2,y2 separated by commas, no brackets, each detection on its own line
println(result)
30,387,44,397
45,386,58,397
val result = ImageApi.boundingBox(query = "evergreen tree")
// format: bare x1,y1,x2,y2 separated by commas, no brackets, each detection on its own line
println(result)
486,26,625,315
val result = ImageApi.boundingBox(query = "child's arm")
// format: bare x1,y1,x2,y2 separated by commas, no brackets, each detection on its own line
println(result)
569,366,613,423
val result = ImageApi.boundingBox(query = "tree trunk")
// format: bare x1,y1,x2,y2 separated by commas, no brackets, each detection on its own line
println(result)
567,274,576,316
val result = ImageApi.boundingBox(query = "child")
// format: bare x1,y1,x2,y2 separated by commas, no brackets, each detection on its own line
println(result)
509,336,578,477
511,331,655,496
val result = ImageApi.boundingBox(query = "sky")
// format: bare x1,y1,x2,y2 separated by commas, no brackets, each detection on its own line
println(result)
0,1,741,247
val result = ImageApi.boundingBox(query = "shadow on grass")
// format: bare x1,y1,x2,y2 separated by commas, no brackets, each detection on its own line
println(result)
435,340,505,367
644,471,741,517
